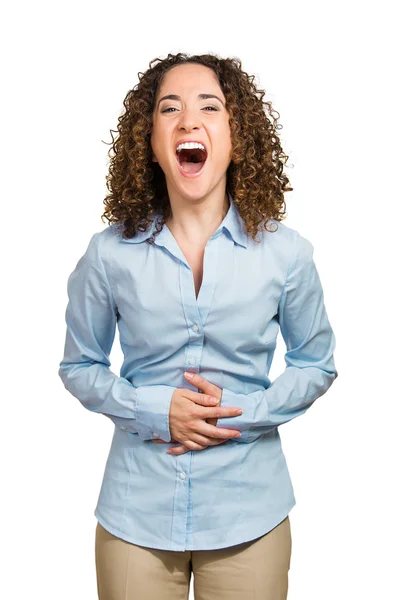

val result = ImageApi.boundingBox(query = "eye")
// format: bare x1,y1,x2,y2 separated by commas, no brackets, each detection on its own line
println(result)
161,106,219,114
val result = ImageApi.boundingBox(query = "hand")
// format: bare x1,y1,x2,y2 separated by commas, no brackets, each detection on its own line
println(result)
186,371,222,428
151,372,242,455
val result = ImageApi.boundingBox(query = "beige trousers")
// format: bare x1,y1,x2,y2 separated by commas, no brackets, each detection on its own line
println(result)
95,515,292,599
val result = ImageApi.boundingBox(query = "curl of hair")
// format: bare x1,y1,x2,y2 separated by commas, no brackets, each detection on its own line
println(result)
101,52,293,245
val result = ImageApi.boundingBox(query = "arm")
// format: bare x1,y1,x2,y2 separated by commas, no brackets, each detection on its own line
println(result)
216,232,338,443
58,232,176,442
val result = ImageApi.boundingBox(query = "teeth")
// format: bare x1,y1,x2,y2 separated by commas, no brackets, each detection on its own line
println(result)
176,142,206,153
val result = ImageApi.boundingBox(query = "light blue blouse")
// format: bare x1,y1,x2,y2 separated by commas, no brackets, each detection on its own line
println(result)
58,192,338,551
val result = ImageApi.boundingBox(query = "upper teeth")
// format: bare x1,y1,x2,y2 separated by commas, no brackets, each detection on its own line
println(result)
176,142,206,153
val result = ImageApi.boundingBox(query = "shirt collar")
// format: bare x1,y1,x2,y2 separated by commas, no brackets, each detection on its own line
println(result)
118,191,248,248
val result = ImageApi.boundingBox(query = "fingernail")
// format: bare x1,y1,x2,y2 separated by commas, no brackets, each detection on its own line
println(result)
236,409,243,414
184,372,194,378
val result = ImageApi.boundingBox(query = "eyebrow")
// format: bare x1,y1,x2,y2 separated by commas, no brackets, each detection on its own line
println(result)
156,93,225,109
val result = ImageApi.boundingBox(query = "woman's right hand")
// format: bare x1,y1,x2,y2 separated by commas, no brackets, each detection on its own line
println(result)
167,387,242,451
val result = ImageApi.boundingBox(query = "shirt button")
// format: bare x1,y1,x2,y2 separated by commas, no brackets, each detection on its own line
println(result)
180,472,186,480
120,426,127,431
192,325,199,332
188,357,196,365
152,431,159,437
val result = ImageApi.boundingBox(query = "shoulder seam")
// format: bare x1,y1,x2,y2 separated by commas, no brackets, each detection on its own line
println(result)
277,230,299,317
94,231,118,312
285,230,300,286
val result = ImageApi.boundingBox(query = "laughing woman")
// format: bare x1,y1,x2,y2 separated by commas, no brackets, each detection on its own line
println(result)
58,52,338,600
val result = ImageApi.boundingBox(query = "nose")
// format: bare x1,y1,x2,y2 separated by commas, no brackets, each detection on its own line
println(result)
177,107,202,132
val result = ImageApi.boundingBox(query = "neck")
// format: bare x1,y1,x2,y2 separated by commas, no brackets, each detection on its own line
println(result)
166,192,230,244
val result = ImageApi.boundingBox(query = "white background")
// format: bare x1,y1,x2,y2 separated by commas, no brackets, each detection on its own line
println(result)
1,0,404,598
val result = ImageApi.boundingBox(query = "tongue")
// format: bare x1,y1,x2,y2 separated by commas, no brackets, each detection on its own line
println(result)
180,160,203,173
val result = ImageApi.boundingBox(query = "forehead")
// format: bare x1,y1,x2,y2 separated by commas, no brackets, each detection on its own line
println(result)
158,64,222,95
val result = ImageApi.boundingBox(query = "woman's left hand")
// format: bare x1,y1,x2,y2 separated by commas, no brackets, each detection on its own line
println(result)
151,372,222,455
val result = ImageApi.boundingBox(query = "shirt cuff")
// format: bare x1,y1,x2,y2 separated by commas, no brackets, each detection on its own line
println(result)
215,387,253,442
134,385,176,442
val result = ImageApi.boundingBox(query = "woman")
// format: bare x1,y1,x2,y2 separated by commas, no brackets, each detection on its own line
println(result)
58,52,338,599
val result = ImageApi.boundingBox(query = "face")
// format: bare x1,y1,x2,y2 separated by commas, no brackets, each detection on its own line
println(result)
150,63,233,203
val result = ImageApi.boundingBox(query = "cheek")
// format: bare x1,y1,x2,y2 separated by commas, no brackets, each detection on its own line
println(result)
150,123,163,148
217,131,233,161
219,124,232,149
150,132,166,163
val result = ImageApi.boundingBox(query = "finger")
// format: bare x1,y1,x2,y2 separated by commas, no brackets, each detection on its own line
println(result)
178,437,224,451
168,444,190,455
169,448,189,455
184,372,221,397
168,434,228,454
203,406,243,419
169,436,228,454
187,391,220,407
186,432,226,447
200,422,242,439
182,439,208,451
168,438,208,453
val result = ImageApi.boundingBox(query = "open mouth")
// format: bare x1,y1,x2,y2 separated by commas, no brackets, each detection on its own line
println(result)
176,147,207,174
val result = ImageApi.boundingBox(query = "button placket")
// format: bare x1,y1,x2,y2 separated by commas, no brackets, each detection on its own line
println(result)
170,456,192,550
168,234,222,550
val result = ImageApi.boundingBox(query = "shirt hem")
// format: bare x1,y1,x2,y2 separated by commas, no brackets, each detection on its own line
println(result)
94,499,296,552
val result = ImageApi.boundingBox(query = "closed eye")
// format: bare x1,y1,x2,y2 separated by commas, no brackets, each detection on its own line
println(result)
161,106,219,113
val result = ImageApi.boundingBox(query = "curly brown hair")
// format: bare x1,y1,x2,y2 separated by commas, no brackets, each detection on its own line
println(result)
101,52,293,245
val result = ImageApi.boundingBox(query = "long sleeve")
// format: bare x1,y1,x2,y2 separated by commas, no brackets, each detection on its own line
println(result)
58,232,176,442
216,233,338,443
